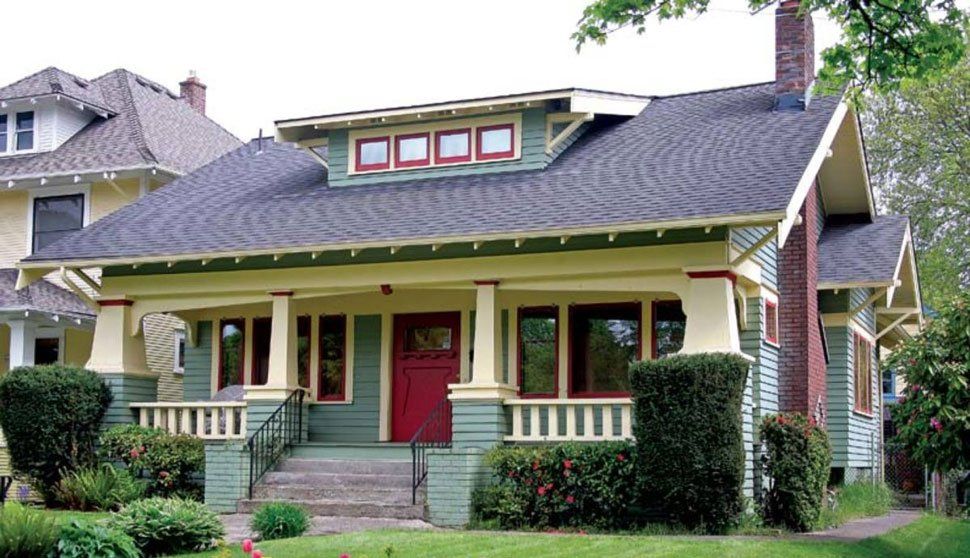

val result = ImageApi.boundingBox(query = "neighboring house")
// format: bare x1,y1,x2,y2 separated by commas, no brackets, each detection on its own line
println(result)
15,1,922,525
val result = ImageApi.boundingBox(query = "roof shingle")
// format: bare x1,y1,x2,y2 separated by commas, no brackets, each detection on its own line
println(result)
0,269,93,318
817,215,910,286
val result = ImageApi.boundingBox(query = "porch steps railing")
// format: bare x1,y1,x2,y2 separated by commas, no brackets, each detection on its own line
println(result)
247,390,305,499
130,402,248,439
505,398,633,442
409,397,452,504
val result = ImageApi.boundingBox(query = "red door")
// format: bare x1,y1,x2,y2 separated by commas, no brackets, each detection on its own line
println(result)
392,312,461,442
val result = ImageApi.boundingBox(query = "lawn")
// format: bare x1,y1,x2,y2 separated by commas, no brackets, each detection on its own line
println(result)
173,515,968,558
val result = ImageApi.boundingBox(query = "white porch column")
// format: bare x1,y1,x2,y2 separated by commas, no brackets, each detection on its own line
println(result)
7,319,36,369
86,299,150,375
681,271,742,355
450,281,515,400
246,291,298,400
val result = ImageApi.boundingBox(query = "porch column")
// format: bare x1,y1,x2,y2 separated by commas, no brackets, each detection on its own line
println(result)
245,291,300,404
7,319,36,369
681,270,742,354
450,281,516,400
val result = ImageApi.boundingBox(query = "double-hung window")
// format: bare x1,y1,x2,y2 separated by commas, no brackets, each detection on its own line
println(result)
318,315,347,401
0,115,7,153
518,307,558,397
32,194,84,253
15,111,34,151
854,332,873,414
219,319,245,390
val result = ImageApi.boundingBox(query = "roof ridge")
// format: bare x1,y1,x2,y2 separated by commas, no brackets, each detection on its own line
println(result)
655,80,777,100
108,69,159,165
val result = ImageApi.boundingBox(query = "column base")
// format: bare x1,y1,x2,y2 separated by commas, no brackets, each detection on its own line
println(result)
448,382,516,401
243,385,308,401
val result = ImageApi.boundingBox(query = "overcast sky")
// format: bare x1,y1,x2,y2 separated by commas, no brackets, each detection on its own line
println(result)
3,0,842,139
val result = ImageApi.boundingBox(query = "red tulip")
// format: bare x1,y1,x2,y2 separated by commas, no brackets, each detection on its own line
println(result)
241,539,253,553
252,550,263,558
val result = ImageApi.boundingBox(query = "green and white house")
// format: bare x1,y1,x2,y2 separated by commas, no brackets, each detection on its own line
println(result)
14,3,922,525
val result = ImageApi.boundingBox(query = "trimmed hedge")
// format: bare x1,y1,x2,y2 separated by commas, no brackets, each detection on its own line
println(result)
0,365,111,501
630,353,749,532
474,441,638,529
760,413,831,531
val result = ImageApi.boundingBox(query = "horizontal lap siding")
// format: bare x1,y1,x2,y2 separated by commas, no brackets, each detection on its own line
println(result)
183,321,212,401
825,325,879,469
731,227,778,290
850,288,876,333
308,315,381,442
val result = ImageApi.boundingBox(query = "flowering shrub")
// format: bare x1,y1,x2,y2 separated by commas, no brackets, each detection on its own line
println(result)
474,441,637,529
100,424,205,498
760,413,831,531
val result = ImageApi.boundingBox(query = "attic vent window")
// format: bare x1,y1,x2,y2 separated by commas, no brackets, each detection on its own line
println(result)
477,124,514,160
395,133,430,168
435,129,471,164
355,136,390,171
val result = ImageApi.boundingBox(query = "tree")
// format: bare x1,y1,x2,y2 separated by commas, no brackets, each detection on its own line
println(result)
572,0,967,92
887,290,970,473
864,55,970,309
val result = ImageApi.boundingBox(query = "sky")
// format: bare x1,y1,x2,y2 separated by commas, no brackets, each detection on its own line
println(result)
2,0,842,139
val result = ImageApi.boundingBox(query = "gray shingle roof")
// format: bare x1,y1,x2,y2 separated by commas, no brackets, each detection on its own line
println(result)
0,269,93,317
23,82,843,264
818,215,910,286
0,67,115,114
0,69,241,181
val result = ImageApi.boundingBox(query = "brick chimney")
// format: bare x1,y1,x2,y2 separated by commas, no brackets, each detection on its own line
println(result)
179,71,207,115
775,0,815,110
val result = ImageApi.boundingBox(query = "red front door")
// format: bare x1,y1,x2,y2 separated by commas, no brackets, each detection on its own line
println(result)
392,312,461,442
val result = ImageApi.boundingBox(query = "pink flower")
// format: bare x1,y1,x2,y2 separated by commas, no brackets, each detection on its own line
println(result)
159,471,169,479
616,454,626,462
340,554,351,558
241,539,253,553
563,470,571,478
129,448,140,459
252,550,263,558
537,486,547,496
532,461,540,470
912,385,921,392
930,417,943,432
563,459,573,470
565,495,575,504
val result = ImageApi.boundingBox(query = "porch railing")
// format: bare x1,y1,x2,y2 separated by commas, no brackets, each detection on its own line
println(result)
247,390,305,499
409,397,452,504
505,398,634,442
130,402,248,439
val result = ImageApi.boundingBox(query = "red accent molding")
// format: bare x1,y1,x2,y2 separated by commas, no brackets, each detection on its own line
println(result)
434,128,472,164
380,284,393,295
98,299,134,307
685,270,738,284
269,290,294,297
473,280,500,286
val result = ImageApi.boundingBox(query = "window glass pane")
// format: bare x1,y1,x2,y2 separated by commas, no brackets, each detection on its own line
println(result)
653,301,685,358
519,308,557,395
251,318,271,385
571,305,640,394
16,111,33,130
33,194,84,252
397,135,428,163
319,315,346,399
15,112,33,150
220,320,245,389
298,316,311,389
0,114,7,153
176,333,186,370
765,302,778,343
479,126,512,155
34,338,59,365
437,131,469,159
358,139,388,166
406,326,452,351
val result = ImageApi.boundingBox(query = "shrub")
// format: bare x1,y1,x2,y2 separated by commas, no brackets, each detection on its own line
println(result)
109,497,224,556
0,503,60,557
55,464,145,511
251,503,310,540
100,425,204,498
0,365,112,501
475,441,638,530
56,519,140,558
630,353,749,533
760,413,832,531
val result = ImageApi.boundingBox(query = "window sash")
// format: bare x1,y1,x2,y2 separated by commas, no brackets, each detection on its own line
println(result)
355,137,390,171
32,194,84,253
651,300,685,359
476,123,515,160
854,333,873,414
0,114,7,153
434,128,472,164
765,300,779,344
517,306,558,398
15,111,33,151
569,303,641,397
219,319,246,390
394,133,430,167
318,315,347,401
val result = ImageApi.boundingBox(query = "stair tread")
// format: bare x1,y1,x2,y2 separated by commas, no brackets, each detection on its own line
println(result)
243,497,420,507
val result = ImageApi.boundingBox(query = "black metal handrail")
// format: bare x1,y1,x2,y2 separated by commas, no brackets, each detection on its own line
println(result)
247,389,305,498
409,396,453,504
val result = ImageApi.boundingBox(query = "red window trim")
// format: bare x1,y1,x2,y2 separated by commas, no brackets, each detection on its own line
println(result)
650,299,684,360
567,302,642,398
218,318,246,391
764,299,779,345
517,306,559,399
317,314,348,402
394,132,430,168
434,128,472,164
475,123,515,161
354,136,390,172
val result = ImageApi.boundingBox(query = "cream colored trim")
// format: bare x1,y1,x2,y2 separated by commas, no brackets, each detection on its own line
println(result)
877,306,920,315
59,268,98,310
850,322,876,344
556,304,568,397
303,147,329,170
545,112,593,154
849,287,887,318
344,314,356,403
730,225,779,266
641,300,653,360
818,280,896,290
459,310,471,383
378,312,392,441
448,382,517,401
210,321,219,396
876,312,916,340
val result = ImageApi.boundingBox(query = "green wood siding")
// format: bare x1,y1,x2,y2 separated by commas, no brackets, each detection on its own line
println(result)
183,321,212,401
731,226,778,289
825,325,880,470
850,288,876,333
740,296,776,499
101,374,158,428
203,441,248,513
307,314,381,442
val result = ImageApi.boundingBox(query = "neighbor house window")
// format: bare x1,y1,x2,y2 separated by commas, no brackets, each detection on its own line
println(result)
854,332,873,414
765,299,779,345
318,315,347,401
518,307,558,398
355,136,390,171
0,115,7,153
251,316,311,387
394,133,430,168
174,330,186,374
434,128,471,164
32,194,84,253
569,303,641,396
219,319,245,390
652,300,685,359
15,111,34,151
476,123,514,160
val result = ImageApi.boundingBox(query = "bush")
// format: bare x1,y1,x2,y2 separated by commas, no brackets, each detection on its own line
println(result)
474,441,638,530
109,497,223,556
100,425,204,498
0,365,112,501
630,353,749,533
0,503,60,557
760,413,832,531
55,464,145,511
251,503,310,540
56,519,140,558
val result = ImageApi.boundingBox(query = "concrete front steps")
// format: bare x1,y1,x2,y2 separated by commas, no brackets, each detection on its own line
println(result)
238,454,424,520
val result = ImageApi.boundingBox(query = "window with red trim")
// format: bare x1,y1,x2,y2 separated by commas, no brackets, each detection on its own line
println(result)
652,300,685,359
435,128,471,164
569,303,641,396
518,307,558,398
355,136,390,171
318,315,347,401
854,333,873,414
476,123,514,160
395,133,430,168
219,319,245,390
765,300,779,345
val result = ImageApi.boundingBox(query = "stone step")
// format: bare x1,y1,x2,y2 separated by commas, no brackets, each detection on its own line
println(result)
260,471,413,489
291,442,412,460
238,498,425,519
253,483,420,505
276,458,409,475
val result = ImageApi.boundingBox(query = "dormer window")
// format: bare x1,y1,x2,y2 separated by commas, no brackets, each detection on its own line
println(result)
0,115,7,153
395,133,430,168
477,124,514,161
15,111,35,151
355,136,390,171
435,129,471,164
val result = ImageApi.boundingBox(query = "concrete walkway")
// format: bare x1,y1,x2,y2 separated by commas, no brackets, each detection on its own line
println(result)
221,514,433,543
797,510,922,542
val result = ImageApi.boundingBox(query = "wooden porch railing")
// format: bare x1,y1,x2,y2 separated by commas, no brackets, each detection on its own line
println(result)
129,402,248,439
505,398,634,442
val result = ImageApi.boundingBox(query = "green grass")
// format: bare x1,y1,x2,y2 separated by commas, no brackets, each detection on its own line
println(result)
1,503,110,525
170,515,968,558
817,483,896,529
